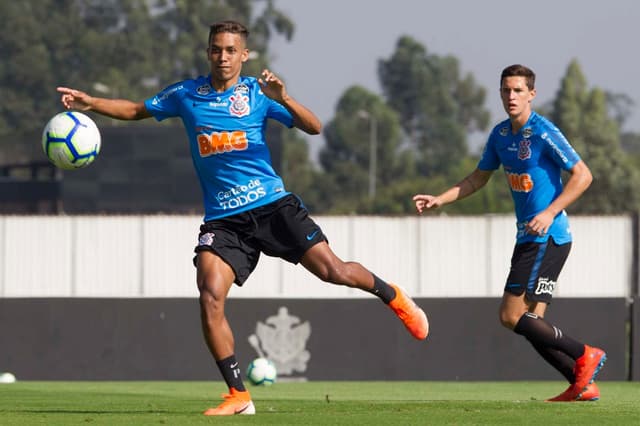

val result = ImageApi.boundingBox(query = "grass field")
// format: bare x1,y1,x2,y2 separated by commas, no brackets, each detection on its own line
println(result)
1,381,638,425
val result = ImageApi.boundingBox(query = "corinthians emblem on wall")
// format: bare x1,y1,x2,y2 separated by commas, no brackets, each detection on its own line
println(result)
248,307,311,377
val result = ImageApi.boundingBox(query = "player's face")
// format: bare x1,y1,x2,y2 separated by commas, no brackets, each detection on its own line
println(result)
207,32,249,90
500,76,535,120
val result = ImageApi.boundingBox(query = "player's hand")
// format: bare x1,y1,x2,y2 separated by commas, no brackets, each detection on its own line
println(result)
413,194,441,214
57,87,92,111
258,69,287,102
525,210,554,236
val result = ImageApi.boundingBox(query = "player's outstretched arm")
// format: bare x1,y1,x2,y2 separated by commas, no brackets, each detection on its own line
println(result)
257,69,321,135
413,168,493,213
57,87,152,121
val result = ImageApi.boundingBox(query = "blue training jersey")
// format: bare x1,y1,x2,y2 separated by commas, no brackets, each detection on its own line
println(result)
144,75,294,221
477,111,581,244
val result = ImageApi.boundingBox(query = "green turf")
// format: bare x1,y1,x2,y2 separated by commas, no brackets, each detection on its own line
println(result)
0,381,638,425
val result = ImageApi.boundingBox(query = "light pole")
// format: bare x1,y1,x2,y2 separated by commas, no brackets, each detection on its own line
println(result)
358,110,377,199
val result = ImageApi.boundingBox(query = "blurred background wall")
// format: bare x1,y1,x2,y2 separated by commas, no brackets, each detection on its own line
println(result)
0,215,636,381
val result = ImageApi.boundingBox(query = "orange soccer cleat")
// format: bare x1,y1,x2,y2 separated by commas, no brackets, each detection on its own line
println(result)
388,284,429,340
574,345,607,391
203,387,255,416
546,382,600,402
577,382,601,401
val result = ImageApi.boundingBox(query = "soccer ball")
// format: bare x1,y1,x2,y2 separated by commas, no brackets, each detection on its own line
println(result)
0,372,16,383
42,111,101,170
246,357,277,386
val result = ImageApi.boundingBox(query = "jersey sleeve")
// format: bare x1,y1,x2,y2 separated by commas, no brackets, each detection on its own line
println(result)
144,82,186,121
477,132,500,171
265,98,294,128
541,124,581,171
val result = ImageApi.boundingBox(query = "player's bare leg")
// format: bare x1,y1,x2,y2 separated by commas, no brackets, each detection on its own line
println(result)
499,292,547,330
197,252,254,415
197,252,236,359
300,241,428,339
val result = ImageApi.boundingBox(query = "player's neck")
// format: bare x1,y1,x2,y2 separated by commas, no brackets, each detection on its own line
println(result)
210,76,240,93
509,110,532,134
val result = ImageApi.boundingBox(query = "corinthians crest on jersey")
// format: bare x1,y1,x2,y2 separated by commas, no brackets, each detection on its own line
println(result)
518,140,532,160
229,83,251,117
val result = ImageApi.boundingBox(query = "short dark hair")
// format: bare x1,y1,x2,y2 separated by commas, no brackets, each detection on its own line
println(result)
501,64,536,90
208,20,249,45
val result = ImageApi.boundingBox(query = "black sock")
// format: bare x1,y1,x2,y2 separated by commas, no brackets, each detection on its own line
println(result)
531,343,576,383
368,274,397,304
216,355,246,392
514,312,585,360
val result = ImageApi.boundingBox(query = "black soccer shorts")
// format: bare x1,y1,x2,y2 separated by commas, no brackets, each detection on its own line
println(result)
193,194,327,285
504,237,572,304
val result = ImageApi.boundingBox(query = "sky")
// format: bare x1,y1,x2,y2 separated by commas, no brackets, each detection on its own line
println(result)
269,0,640,156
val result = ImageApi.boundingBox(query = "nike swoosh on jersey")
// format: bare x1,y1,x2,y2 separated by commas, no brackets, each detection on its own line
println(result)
306,230,319,241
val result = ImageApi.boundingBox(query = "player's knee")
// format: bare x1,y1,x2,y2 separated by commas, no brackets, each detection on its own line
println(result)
499,309,520,330
198,286,224,312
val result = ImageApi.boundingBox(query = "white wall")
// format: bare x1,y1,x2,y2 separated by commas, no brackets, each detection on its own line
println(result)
0,215,632,298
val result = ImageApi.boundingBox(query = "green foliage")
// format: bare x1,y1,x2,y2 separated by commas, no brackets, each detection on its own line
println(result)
621,131,640,154
276,126,324,212
0,0,99,159
0,0,294,163
315,36,506,215
621,132,640,171
378,35,490,177
318,86,407,213
3,3,640,216
550,60,640,213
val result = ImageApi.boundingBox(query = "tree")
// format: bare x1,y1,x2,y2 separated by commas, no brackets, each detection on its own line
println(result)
0,0,101,160
550,60,640,213
0,0,295,163
621,132,640,171
378,36,490,177
318,86,406,213
277,129,324,212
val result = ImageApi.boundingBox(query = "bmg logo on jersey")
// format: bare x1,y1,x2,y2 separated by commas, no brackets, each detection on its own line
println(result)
506,171,533,192
197,130,248,156
535,277,556,295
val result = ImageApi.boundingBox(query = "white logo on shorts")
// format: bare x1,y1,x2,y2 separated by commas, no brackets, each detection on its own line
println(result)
535,277,556,295
199,232,215,246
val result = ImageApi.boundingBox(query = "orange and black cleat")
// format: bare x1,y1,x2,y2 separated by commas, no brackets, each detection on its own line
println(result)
388,283,429,340
203,387,255,416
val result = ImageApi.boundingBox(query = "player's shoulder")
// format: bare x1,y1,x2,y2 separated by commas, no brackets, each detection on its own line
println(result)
154,75,207,100
529,111,561,133
239,75,259,85
528,112,572,147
